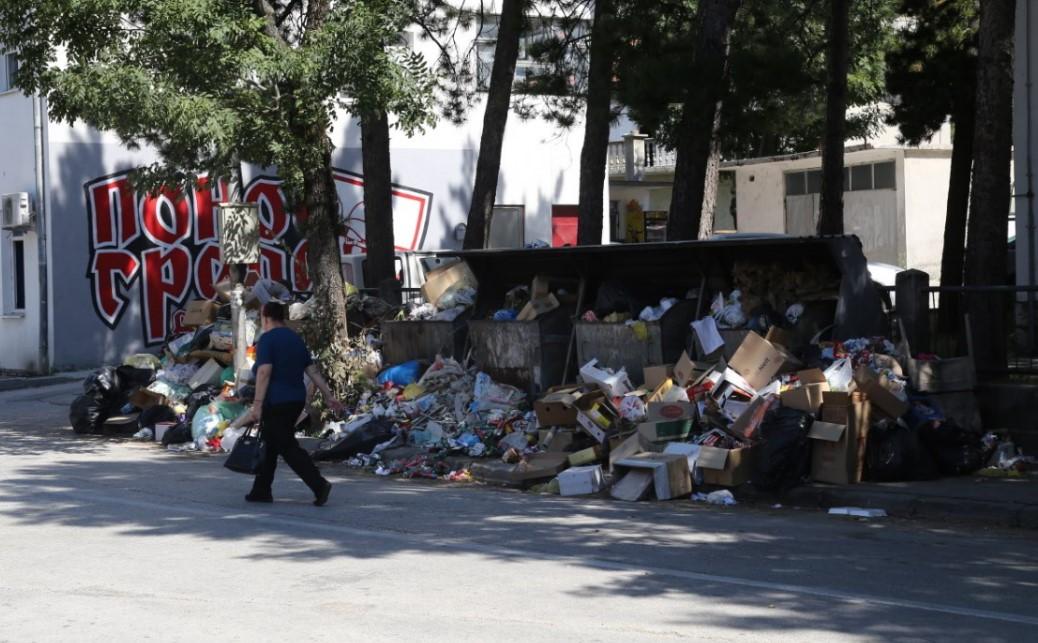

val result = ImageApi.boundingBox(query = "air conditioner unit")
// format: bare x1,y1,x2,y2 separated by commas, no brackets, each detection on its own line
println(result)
1,192,32,230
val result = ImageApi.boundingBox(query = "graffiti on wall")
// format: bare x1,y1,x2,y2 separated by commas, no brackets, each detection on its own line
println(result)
85,168,432,345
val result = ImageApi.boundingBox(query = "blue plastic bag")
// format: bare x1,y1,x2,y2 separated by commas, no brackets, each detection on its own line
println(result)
377,360,421,386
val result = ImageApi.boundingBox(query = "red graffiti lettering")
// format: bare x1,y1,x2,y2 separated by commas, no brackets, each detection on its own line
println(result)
140,187,192,246
192,176,228,243
141,246,192,344
87,175,138,248
90,249,140,327
244,179,291,241
193,242,229,300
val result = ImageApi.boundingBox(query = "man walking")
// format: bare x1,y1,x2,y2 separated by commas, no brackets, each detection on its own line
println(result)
244,301,344,506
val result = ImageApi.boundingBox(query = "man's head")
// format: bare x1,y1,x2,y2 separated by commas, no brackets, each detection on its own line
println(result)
261,301,286,331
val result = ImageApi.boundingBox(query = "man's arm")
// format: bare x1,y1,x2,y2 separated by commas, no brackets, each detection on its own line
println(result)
305,363,344,414
250,364,272,422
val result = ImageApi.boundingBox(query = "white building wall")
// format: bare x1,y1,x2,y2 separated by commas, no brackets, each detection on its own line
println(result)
903,153,953,283
0,88,43,372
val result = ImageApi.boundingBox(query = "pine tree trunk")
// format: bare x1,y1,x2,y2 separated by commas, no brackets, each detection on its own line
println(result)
698,127,723,239
818,0,850,236
577,0,616,246
937,95,976,333
360,108,398,303
667,0,741,241
965,0,1015,371
464,0,524,249
303,133,351,395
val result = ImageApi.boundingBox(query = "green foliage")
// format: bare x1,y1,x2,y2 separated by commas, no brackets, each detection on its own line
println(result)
885,0,978,144
0,0,435,201
616,0,898,158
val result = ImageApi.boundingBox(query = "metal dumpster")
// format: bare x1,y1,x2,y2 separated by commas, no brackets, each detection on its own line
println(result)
575,299,697,385
467,307,572,395
380,316,469,366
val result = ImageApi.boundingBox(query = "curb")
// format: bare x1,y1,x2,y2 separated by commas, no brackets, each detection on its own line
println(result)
776,484,1038,529
0,376,78,393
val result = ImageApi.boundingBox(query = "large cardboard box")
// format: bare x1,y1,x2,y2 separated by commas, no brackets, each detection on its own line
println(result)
697,445,757,487
421,261,477,308
129,388,167,410
853,365,909,419
613,453,692,500
183,299,219,327
609,430,652,472
470,452,569,487
517,293,560,321
639,401,696,443
729,331,788,391
809,395,871,484
780,368,830,415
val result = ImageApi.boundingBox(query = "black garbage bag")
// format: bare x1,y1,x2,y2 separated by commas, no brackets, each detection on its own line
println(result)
70,394,107,434
918,420,984,476
83,367,120,398
139,405,179,430
866,420,939,481
115,365,155,392
592,281,642,318
312,419,396,462
754,407,814,492
184,384,224,421
161,421,193,446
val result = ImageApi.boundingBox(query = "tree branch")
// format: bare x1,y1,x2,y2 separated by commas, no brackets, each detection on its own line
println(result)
253,0,288,45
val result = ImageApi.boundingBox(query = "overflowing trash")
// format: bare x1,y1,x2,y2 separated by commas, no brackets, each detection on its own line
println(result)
69,252,1034,511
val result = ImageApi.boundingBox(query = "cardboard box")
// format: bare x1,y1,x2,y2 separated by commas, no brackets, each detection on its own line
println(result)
821,391,852,423
780,368,830,414
610,469,654,501
567,445,603,467
697,445,757,487
545,428,577,452
853,365,909,419
421,261,477,308
673,350,696,386
729,331,788,391
764,326,792,349
534,386,582,427
188,358,225,390
183,299,219,327
646,401,697,423
129,388,167,410
637,419,694,444
517,293,561,321
558,465,605,496
643,364,675,391
613,453,692,500
574,392,621,443
728,395,775,441
470,452,569,487
609,431,652,472
808,394,871,484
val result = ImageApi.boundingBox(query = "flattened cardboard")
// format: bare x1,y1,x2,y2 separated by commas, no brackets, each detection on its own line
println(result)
697,445,757,487
609,431,651,472
610,469,654,501
673,350,696,386
729,331,787,391
471,452,569,487
853,365,909,419
545,428,577,452
129,389,167,410
613,453,692,500
643,364,675,391
183,299,218,327
567,445,603,466
421,261,477,307
517,293,560,321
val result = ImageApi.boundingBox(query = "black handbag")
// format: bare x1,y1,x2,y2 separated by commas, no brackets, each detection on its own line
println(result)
224,425,266,475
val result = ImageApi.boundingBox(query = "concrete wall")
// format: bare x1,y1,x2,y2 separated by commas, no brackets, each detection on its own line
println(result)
0,88,42,372
903,153,953,283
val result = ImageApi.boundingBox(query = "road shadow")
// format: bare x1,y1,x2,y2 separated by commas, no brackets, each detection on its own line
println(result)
1,446,1037,639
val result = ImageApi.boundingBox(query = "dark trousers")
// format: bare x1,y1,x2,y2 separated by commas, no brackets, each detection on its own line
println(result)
251,401,326,496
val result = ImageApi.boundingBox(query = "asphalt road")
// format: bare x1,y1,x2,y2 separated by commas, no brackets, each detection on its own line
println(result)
2,382,1037,642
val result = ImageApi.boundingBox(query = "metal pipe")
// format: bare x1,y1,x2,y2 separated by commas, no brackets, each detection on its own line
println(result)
32,94,50,374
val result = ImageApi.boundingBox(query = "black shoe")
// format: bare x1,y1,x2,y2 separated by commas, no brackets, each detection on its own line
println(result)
245,492,273,503
313,480,332,507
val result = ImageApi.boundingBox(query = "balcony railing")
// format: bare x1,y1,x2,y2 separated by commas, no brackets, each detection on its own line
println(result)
609,135,677,180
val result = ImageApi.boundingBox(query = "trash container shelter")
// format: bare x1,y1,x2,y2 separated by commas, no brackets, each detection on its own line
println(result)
380,314,470,366
575,299,698,386
435,234,885,354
